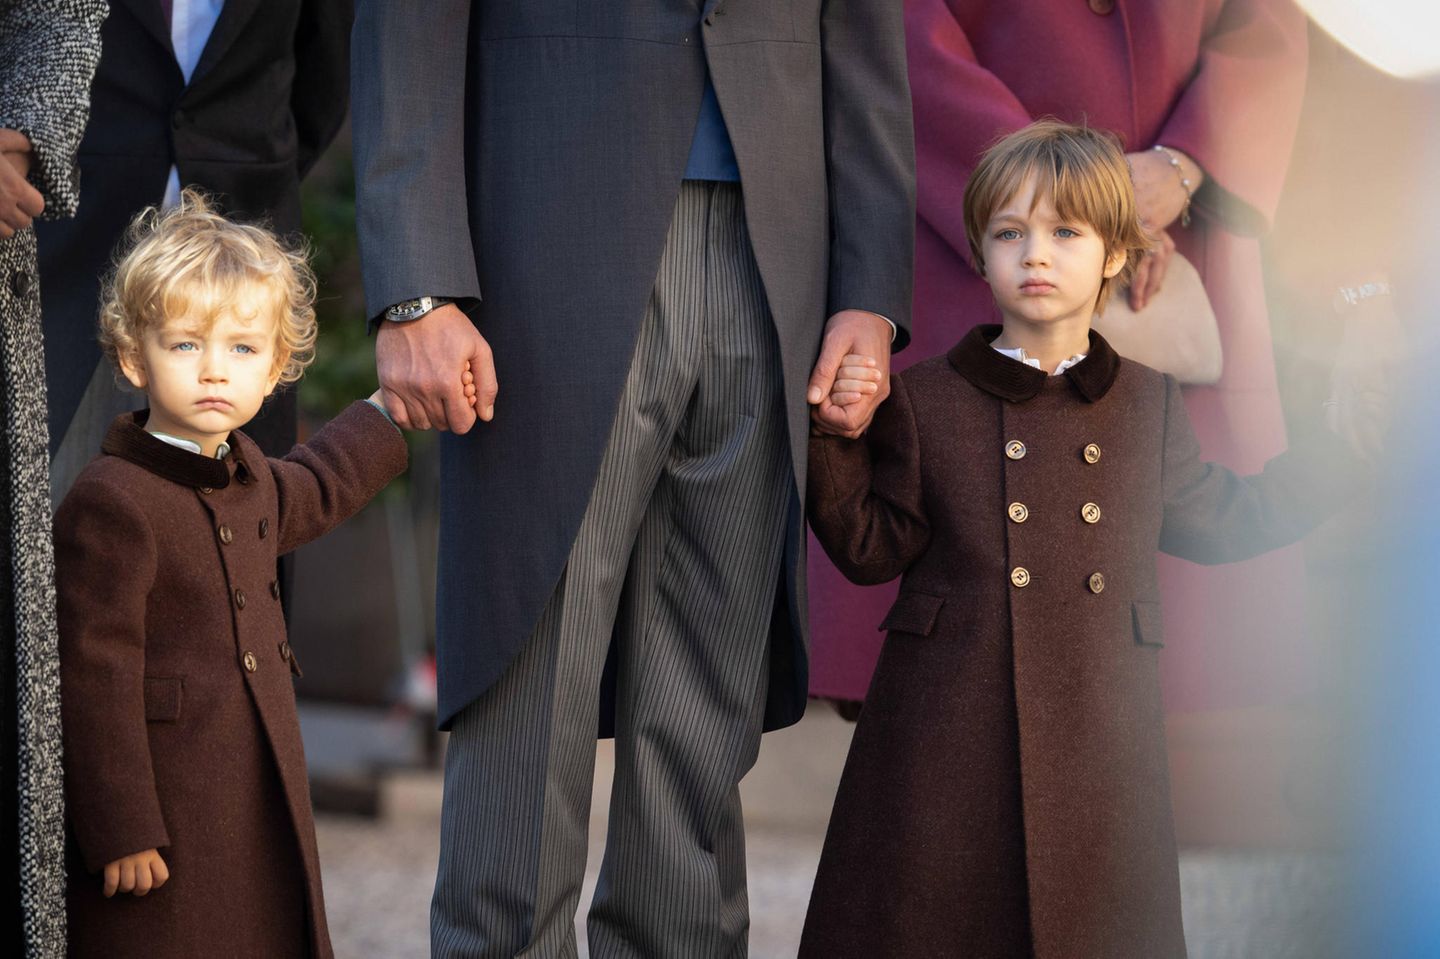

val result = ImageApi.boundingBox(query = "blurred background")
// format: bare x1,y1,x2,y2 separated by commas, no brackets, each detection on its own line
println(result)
274,6,1440,956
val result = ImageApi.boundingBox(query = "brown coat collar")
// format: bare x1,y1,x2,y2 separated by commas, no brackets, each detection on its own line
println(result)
100,411,247,489
946,324,1121,403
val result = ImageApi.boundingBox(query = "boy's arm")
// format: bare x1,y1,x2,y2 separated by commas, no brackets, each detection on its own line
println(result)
1159,375,1362,564
55,480,171,874
271,399,408,554
808,375,930,585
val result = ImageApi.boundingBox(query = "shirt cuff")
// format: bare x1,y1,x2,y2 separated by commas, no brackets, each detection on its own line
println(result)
365,398,402,433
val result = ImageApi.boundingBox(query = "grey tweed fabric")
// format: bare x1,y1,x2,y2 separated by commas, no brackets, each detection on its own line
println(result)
0,1,108,955
432,182,790,959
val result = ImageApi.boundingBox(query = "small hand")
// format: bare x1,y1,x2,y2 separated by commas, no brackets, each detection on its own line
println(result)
103,848,170,898
1127,227,1175,312
828,354,883,407
808,310,893,438
0,129,43,239
376,303,497,433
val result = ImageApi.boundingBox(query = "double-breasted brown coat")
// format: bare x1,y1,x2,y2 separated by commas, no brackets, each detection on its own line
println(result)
798,327,1358,958
54,402,406,959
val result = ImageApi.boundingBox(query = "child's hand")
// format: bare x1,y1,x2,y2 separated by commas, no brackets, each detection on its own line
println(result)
102,848,169,898
463,360,478,408
829,354,883,408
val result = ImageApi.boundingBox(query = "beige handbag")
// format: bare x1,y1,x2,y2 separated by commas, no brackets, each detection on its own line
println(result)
1093,252,1223,385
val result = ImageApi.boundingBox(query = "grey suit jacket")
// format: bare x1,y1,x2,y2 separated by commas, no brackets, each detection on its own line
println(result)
352,0,915,732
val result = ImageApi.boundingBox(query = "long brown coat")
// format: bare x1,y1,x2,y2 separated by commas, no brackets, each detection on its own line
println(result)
54,402,406,959
799,327,1357,958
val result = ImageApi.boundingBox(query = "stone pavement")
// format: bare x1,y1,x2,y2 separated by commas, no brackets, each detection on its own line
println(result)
311,704,1344,958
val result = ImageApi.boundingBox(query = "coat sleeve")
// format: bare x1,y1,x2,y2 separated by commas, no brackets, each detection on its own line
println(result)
351,0,480,322
808,375,930,584
903,0,1032,274
55,479,170,874
1157,0,1308,237
271,400,408,554
0,0,107,219
1159,374,1361,563
292,0,353,180
820,0,918,347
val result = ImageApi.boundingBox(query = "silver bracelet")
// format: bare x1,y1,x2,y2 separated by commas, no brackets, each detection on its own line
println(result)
1153,144,1194,227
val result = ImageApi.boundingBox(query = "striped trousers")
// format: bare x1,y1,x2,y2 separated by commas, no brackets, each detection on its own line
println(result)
431,182,792,959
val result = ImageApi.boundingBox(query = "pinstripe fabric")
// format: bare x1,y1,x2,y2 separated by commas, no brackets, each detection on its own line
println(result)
431,182,790,959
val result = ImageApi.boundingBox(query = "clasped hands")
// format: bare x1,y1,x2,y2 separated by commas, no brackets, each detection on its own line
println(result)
376,304,894,438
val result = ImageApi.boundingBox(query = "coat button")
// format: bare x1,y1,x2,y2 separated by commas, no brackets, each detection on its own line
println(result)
1005,440,1027,460
10,270,32,298
1083,443,1102,464
1088,0,1116,14
259,518,269,539
172,108,187,128
234,588,247,609
1088,572,1106,594
279,641,292,660
1011,566,1031,588
1008,502,1029,523
217,524,233,545
242,650,257,673
270,579,281,600
1081,503,1102,524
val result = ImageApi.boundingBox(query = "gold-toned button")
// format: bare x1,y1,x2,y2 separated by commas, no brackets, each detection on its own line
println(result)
1083,443,1101,464
1088,0,1115,15
199,486,213,495
1011,567,1031,588
242,650,258,673
279,641,292,660
217,524,233,545
259,518,269,539
1081,503,1101,524
1008,502,1029,523
270,579,281,600
234,588,247,610
1005,440,1027,460
1088,572,1106,594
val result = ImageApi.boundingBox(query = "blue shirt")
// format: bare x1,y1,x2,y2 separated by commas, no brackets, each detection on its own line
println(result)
683,77,739,181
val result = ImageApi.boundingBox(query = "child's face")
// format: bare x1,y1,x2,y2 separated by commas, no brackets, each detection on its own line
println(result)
119,305,283,455
980,175,1126,331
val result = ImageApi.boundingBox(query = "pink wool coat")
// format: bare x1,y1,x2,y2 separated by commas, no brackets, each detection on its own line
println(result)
56,403,407,959
807,0,1311,711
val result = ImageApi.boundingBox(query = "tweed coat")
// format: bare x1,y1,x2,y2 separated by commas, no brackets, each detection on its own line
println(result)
352,0,916,731
798,327,1358,958
54,402,406,959
808,0,1313,712
0,0,107,954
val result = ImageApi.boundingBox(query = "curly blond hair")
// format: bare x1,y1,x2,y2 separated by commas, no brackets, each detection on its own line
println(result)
99,189,318,387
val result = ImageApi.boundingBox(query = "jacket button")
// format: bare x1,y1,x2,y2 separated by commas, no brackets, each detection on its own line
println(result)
1010,566,1031,588
10,270,32,298
259,518,269,539
242,650,257,673
1081,502,1101,524
234,588,247,609
199,486,213,495
172,108,187,128
1083,443,1102,464
1089,572,1106,594
1088,0,1115,14
270,579,281,600
217,524,233,545
1005,440,1027,460
279,641,292,660
1008,502,1029,523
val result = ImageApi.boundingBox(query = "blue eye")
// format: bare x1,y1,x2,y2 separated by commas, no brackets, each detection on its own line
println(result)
235,344,255,355
1056,228,1079,238
173,342,196,352
996,228,1021,240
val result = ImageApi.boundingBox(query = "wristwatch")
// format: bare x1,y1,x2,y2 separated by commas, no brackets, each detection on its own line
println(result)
385,296,453,323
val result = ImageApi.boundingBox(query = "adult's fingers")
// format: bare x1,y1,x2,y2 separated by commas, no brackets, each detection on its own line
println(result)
807,336,845,405
470,344,498,423
380,386,412,430
1128,259,1151,312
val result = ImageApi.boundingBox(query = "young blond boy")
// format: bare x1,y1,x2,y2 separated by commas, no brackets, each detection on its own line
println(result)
798,122,1380,957
53,194,467,958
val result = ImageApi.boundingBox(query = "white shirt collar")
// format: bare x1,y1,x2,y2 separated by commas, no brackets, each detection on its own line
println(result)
991,344,1088,376
148,430,231,460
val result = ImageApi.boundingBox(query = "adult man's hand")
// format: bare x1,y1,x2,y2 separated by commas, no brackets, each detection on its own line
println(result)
807,309,893,439
376,302,497,433
0,129,43,239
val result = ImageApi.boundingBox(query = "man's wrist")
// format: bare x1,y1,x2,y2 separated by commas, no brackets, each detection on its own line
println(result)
385,295,453,323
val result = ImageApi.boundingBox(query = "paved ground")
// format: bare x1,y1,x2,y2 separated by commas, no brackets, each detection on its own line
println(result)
308,704,1344,958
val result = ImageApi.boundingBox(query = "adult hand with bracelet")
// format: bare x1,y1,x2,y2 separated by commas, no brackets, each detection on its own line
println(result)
1124,144,1205,311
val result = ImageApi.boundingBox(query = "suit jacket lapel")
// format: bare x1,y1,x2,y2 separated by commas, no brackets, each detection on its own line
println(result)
120,0,175,56
191,0,262,85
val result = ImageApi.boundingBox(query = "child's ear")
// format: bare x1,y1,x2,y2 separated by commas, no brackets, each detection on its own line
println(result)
1103,249,1128,280
117,350,148,391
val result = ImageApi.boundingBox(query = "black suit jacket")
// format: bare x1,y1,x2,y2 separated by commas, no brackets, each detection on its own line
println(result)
36,0,351,456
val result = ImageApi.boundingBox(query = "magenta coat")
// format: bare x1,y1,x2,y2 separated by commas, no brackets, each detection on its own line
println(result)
807,0,1310,712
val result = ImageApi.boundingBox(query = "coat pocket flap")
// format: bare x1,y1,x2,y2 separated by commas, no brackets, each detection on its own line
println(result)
880,591,946,636
1132,601,1165,648
143,677,184,723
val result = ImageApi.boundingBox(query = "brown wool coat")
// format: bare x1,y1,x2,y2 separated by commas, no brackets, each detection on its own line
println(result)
54,402,406,959
798,327,1359,959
